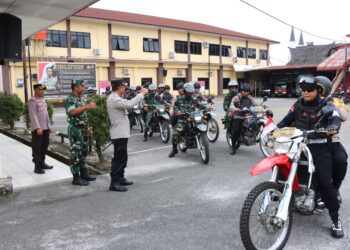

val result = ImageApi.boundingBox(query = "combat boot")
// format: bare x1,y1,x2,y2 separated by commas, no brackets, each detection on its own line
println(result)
72,173,89,186
109,178,128,192
41,162,53,170
34,164,45,174
120,177,133,186
168,144,178,158
143,128,149,141
80,167,96,182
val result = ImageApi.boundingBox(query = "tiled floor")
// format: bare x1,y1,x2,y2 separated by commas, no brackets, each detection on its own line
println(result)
0,133,72,190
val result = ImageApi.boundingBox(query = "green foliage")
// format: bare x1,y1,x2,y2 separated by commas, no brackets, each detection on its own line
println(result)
0,92,24,129
86,95,110,162
46,101,54,125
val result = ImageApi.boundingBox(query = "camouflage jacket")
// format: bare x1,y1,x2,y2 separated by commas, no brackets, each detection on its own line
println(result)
65,94,88,128
162,92,173,104
174,94,198,115
223,91,237,112
126,93,136,100
144,93,162,108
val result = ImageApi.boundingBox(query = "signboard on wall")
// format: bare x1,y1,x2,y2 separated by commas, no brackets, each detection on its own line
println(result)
37,62,96,97
198,81,205,94
99,81,111,95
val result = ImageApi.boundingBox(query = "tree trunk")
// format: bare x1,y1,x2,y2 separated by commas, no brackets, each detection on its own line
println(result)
95,139,104,163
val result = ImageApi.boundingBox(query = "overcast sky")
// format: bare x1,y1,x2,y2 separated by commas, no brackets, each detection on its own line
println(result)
93,0,350,65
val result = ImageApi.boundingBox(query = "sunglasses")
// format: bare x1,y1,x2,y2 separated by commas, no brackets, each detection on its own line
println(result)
301,87,316,93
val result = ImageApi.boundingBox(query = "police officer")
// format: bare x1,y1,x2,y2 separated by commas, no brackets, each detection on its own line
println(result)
28,84,53,174
169,82,198,158
143,84,161,141
223,80,239,130
316,76,348,204
229,83,257,155
193,82,205,102
277,76,343,238
65,79,97,186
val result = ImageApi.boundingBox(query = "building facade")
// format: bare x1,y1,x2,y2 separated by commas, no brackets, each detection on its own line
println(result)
2,7,277,101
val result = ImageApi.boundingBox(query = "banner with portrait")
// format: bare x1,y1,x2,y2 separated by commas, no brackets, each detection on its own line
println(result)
37,62,96,98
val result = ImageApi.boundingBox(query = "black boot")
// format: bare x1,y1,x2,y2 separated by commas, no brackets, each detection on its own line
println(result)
330,211,344,239
230,145,236,155
41,162,53,170
120,177,133,186
109,179,128,192
143,128,148,141
72,173,89,186
80,167,96,182
168,144,178,158
34,164,45,174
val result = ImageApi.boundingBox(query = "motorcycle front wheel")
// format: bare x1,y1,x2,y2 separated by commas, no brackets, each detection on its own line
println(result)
160,121,170,143
240,181,292,250
198,133,209,164
206,117,219,142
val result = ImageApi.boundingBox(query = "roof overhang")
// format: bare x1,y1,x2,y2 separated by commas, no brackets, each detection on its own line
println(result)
233,64,266,72
0,0,99,39
250,64,318,72
317,47,350,71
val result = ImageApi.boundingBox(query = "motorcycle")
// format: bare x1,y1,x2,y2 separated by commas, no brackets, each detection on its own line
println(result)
178,111,210,164
200,97,220,143
239,107,333,250
129,104,144,133
148,104,171,143
223,96,275,156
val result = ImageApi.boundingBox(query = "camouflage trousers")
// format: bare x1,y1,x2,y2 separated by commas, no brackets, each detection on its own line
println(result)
68,125,88,174
145,111,155,129
172,118,187,144
224,115,234,130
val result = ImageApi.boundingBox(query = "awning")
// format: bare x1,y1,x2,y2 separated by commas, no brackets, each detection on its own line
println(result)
233,64,265,72
0,0,99,39
317,47,350,71
250,64,317,72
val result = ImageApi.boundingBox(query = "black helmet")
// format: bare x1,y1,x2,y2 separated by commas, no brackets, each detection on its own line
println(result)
298,76,323,92
315,76,332,97
194,82,201,89
164,85,171,90
241,83,250,92
136,85,141,91
176,82,184,90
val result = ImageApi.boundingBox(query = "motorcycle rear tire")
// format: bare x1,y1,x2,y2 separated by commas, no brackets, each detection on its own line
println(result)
199,133,209,164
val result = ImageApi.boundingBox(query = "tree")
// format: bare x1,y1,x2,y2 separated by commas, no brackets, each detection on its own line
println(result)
0,93,24,130
86,95,110,162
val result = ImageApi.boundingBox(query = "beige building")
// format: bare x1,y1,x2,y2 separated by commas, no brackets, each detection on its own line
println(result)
1,7,278,101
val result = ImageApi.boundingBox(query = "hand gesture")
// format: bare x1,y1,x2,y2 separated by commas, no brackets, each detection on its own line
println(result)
141,87,149,95
86,102,96,110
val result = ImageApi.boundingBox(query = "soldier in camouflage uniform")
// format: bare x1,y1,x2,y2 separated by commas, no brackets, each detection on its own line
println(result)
65,79,97,186
223,80,238,129
161,85,173,105
169,82,198,157
193,82,206,102
143,84,162,141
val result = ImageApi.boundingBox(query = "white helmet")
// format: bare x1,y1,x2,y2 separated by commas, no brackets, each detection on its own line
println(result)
184,82,194,93
228,80,238,87
148,84,157,91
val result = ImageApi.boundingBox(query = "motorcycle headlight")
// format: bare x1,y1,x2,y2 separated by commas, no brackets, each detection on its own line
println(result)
133,105,138,109
159,108,165,113
274,137,292,155
194,115,202,122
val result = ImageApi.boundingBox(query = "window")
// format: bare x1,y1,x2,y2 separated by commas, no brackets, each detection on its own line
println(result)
112,35,129,51
223,78,231,89
71,32,91,49
237,47,246,58
173,78,186,90
143,38,159,52
247,48,256,59
190,42,202,55
198,78,209,90
175,40,188,54
141,78,153,86
209,44,220,56
46,30,67,48
259,49,268,60
222,45,232,57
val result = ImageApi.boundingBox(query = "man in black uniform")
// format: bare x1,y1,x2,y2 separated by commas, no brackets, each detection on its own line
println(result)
277,76,344,238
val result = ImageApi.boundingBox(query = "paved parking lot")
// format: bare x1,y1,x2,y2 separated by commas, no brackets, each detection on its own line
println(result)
0,97,349,249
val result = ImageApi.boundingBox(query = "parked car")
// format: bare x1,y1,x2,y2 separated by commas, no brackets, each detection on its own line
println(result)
272,82,295,98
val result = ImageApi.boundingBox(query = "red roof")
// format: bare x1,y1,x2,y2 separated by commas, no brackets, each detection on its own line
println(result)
75,8,278,44
317,46,350,71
